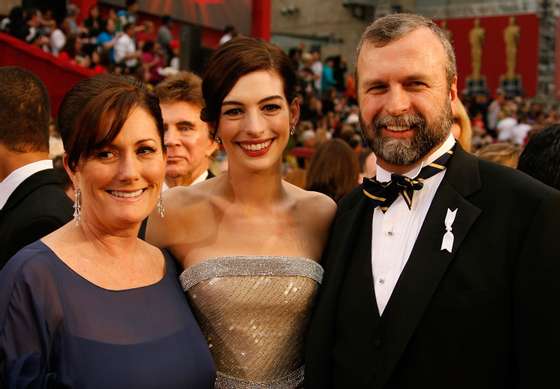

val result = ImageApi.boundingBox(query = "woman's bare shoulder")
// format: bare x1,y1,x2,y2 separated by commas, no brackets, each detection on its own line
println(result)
285,181,337,225
146,180,218,246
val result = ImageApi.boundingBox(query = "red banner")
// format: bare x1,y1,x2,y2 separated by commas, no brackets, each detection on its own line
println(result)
0,33,96,116
437,13,539,97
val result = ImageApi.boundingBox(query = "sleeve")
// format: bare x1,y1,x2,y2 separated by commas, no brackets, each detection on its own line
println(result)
515,190,560,388
0,254,60,389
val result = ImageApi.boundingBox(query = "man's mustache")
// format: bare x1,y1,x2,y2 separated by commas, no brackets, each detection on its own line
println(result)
373,114,426,131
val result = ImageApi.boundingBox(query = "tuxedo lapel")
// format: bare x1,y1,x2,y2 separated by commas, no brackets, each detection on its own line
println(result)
2,169,64,212
374,146,482,388
321,194,371,292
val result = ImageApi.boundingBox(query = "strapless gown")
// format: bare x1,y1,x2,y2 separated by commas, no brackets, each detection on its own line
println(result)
180,256,323,388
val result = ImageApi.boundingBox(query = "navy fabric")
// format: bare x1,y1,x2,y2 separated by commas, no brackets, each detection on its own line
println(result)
0,240,215,389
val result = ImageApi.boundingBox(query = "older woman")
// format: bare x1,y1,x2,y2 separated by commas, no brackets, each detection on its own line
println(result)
146,38,336,387
0,74,215,388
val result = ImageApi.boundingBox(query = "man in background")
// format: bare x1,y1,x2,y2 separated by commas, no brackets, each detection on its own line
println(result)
0,66,73,268
154,71,218,189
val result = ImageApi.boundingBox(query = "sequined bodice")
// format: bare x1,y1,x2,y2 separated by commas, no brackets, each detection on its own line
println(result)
180,256,323,388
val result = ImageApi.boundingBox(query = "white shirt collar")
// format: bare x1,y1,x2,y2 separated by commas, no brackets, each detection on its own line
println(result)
162,170,209,192
191,170,209,186
376,133,456,182
0,159,53,210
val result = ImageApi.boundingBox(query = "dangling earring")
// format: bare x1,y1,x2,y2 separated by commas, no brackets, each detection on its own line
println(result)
157,195,165,218
73,188,81,225
290,126,295,136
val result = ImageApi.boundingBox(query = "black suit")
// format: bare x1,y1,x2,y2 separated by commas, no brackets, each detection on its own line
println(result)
0,169,73,269
305,145,560,389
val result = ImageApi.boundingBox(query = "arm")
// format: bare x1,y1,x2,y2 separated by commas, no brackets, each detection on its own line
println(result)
304,209,343,389
0,254,60,388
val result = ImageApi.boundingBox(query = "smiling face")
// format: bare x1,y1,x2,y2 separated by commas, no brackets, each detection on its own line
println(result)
217,70,299,173
161,101,217,186
357,27,457,173
70,107,166,231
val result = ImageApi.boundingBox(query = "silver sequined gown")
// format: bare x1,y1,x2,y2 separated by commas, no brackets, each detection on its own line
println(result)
180,256,323,388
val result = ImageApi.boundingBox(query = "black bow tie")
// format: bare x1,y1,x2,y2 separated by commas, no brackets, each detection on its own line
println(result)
362,147,454,212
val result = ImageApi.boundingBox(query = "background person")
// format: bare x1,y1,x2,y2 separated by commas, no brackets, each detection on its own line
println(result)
517,124,560,190
476,142,520,168
0,66,73,269
450,98,472,152
146,37,336,387
0,74,215,388
154,72,218,189
305,138,360,202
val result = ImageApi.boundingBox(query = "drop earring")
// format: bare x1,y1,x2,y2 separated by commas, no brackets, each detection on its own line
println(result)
290,126,295,136
157,195,165,218
73,188,81,225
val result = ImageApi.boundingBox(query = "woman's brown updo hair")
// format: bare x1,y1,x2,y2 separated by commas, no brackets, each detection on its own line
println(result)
200,37,297,138
57,74,164,171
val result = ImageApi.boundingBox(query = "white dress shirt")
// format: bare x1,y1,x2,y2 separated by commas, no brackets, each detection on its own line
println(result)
162,170,209,192
371,134,455,315
114,33,138,67
0,160,53,210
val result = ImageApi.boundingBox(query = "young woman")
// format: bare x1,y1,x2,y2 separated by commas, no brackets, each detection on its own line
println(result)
0,74,215,388
147,38,336,387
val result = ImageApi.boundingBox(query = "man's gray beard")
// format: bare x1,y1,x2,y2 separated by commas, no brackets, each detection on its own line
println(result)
361,100,453,166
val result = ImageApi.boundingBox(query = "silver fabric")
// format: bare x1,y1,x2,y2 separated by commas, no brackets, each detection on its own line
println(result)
180,256,322,388
215,366,304,389
180,256,323,290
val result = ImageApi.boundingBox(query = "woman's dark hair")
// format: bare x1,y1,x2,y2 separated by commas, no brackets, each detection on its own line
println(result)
517,124,560,190
200,37,297,136
58,74,164,171
305,139,360,202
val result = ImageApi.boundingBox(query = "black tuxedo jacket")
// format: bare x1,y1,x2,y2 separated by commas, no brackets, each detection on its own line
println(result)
305,146,560,389
0,169,73,269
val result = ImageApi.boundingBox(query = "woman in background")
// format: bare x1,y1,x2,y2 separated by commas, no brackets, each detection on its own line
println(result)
451,98,473,152
306,138,360,202
0,74,215,388
147,37,336,388
476,142,521,168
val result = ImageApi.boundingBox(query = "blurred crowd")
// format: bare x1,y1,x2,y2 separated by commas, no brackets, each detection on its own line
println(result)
1,0,180,83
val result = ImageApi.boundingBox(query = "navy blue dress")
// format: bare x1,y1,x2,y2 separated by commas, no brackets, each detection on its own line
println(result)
0,240,215,388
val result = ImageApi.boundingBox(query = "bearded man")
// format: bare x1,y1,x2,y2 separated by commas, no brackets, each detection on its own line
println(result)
305,13,560,389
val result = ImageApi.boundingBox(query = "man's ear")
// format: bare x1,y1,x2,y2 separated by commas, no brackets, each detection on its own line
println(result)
449,76,458,116
449,76,458,103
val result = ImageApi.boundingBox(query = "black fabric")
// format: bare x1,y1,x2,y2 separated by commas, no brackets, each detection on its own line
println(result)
0,241,216,388
0,169,73,269
139,218,148,240
305,144,560,389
